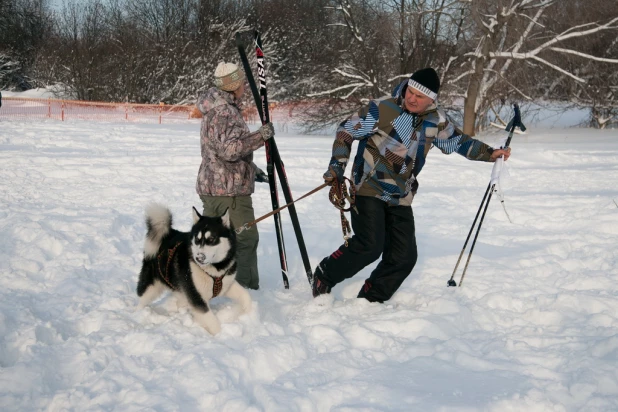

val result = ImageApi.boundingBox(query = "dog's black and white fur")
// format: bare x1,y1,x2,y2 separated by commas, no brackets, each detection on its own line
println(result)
136,203,251,335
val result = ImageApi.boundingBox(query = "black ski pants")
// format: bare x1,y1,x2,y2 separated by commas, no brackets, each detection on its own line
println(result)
317,195,418,302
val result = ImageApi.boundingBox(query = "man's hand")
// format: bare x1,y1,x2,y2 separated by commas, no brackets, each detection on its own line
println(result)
323,165,344,186
258,122,275,141
490,147,511,162
255,167,269,183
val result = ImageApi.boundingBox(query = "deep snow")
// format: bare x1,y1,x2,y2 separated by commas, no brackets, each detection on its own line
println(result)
1,109,617,411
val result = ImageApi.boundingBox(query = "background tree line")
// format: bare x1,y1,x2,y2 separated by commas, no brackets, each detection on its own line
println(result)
1,0,617,131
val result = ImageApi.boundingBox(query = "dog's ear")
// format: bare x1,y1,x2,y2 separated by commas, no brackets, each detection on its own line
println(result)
192,206,202,224
221,208,231,228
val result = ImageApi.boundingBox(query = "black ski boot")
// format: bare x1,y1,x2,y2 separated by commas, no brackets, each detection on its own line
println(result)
312,264,332,298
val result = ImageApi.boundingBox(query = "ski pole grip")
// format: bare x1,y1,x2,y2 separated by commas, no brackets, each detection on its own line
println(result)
504,103,526,149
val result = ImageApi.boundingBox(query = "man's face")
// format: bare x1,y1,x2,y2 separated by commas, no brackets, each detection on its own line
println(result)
233,82,246,99
403,87,434,114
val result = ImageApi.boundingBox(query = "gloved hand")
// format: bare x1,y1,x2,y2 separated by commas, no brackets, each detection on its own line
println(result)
255,167,269,183
258,122,275,141
323,164,345,186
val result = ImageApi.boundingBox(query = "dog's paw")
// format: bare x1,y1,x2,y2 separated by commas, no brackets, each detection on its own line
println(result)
135,302,150,312
172,292,189,311
205,321,221,336
193,310,221,335
240,300,253,314
225,282,253,314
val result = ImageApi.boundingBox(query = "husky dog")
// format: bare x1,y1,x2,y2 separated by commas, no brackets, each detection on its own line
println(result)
136,203,252,335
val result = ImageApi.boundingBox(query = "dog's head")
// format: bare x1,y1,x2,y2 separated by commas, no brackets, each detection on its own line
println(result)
190,207,235,266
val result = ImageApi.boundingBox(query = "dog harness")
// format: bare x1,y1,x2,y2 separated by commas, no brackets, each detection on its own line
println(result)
210,276,224,297
204,268,233,298
157,242,182,290
156,241,231,298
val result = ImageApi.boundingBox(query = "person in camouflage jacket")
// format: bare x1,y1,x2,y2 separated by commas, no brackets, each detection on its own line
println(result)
196,62,275,290
312,68,511,303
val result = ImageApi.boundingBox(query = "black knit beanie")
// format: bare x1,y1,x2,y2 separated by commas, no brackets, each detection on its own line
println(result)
407,68,440,100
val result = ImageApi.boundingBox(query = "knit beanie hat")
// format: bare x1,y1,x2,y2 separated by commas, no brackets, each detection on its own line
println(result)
214,62,245,92
407,68,440,100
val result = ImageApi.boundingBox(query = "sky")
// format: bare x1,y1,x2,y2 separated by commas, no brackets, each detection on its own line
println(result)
1,95,618,411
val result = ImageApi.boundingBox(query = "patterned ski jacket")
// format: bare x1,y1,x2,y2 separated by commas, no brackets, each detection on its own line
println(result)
328,96,494,206
196,87,264,197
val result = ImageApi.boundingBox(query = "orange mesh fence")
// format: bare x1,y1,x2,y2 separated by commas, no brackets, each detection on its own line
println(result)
0,96,332,124
0,97,196,124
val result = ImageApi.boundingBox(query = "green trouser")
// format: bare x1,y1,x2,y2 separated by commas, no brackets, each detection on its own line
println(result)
200,195,259,290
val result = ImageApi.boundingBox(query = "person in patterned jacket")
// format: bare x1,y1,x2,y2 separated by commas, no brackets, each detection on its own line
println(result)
196,62,275,290
312,67,511,302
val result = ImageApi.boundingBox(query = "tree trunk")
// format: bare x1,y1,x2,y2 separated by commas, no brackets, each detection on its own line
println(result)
463,56,485,136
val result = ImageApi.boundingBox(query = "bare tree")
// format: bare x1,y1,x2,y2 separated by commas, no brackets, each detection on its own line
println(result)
302,0,467,130
306,0,392,100
448,0,618,134
538,1,618,129
12,0,617,131
0,0,53,89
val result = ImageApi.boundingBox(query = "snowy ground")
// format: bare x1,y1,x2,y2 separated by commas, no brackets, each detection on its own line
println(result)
1,114,617,411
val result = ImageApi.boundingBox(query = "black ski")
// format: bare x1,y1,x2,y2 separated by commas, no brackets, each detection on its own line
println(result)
253,31,314,286
236,31,289,289
235,30,314,288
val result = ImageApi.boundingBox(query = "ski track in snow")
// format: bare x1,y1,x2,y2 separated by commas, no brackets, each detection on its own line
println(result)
1,118,617,411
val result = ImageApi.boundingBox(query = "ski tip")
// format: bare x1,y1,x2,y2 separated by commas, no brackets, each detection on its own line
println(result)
235,31,244,47
253,30,262,48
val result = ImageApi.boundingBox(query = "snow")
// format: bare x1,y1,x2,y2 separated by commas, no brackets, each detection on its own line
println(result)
2,87,70,100
1,113,617,411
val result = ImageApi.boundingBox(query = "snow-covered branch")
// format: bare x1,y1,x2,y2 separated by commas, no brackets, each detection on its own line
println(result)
531,17,618,55
333,67,372,82
307,82,367,98
549,48,618,64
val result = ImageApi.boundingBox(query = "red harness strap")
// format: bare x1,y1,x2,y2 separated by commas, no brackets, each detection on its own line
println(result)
211,276,224,297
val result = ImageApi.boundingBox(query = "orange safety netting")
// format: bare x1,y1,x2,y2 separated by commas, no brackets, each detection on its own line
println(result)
0,96,324,124
0,97,198,124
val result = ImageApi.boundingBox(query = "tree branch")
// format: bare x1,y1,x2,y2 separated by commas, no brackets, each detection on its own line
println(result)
549,47,618,63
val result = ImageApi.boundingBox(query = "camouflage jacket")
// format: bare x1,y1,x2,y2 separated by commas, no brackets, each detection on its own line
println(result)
328,97,494,206
195,88,264,197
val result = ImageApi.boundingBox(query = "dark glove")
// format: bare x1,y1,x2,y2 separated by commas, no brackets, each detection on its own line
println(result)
323,164,344,186
258,122,275,141
255,167,269,183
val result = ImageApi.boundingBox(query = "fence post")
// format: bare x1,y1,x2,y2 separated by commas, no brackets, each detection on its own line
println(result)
159,102,163,124
125,104,128,121
61,100,65,121
48,98,51,118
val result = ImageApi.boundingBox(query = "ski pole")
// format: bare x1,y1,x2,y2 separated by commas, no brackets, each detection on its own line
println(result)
448,103,526,287
446,182,491,287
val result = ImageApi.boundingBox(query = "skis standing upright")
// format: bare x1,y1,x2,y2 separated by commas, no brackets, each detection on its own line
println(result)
235,31,313,289
236,31,289,289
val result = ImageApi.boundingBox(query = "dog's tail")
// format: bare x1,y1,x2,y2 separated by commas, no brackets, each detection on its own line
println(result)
144,203,172,259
